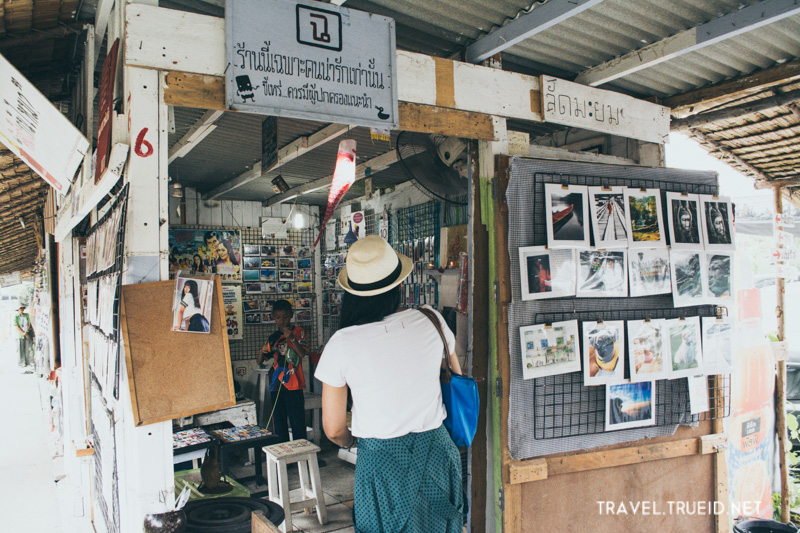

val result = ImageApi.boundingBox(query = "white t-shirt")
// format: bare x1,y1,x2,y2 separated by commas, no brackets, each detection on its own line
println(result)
315,306,456,439
181,293,201,317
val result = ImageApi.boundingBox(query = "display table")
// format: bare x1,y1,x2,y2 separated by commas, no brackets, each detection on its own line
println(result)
195,399,257,427
209,425,281,485
173,428,213,468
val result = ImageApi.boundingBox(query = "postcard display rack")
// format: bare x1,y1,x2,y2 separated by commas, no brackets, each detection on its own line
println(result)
172,225,319,361
321,202,443,344
83,184,129,533
505,158,731,460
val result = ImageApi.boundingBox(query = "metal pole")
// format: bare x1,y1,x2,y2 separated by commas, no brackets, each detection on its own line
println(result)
774,185,790,523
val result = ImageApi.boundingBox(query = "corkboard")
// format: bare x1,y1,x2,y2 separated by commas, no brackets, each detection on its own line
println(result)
121,279,235,425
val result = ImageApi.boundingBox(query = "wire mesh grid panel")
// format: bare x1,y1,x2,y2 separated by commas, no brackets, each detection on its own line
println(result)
505,157,727,459
91,380,119,533
173,225,318,359
393,201,441,309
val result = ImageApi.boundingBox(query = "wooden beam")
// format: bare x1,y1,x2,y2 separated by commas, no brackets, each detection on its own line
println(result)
688,130,774,183
711,376,731,533
671,88,800,130
94,0,114,62
775,185,790,522
576,0,800,87
0,22,83,50
203,123,352,200
164,71,225,110
262,149,399,207
663,58,800,113
465,0,603,64
127,5,543,122
506,436,727,485
168,109,224,163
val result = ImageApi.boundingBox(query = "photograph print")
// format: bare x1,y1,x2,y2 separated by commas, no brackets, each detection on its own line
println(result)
242,269,260,281
243,244,261,256
670,250,707,308
666,316,704,379
243,256,261,269
576,250,627,298
519,320,581,380
544,183,590,248
582,320,625,385
666,192,703,250
699,195,735,250
628,248,671,297
706,252,733,304
624,188,666,248
172,276,214,334
589,186,628,248
702,316,734,375
518,246,576,300
605,381,656,431
627,319,669,382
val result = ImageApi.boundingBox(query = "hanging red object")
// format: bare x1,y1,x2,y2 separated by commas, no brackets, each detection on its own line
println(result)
313,139,357,249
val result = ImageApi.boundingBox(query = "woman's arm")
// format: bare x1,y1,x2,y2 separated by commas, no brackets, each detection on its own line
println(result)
322,383,353,448
174,306,186,331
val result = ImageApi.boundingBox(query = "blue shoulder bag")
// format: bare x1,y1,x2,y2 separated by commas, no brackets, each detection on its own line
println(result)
419,307,480,447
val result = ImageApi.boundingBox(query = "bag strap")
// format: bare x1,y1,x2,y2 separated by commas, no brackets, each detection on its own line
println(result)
418,307,453,375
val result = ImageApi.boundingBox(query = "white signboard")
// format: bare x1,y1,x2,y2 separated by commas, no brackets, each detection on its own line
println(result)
0,271,21,287
772,248,797,262
222,285,243,340
777,264,799,279
0,53,89,194
775,213,796,228
541,76,670,144
776,229,795,246
226,0,398,129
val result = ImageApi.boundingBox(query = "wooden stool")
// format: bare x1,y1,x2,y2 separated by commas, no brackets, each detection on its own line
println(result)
263,439,327,533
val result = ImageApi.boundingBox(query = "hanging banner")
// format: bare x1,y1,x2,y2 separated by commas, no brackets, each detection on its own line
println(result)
225,0,398,129
222,285,243,340
168,229,243,282
0,53,89,194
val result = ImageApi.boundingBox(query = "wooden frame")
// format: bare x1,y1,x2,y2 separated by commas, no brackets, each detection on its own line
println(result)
120,278,235,426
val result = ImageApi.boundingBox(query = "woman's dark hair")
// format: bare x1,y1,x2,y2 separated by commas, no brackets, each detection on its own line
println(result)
193,254,202,265
183,279,200,305
339,286,401,328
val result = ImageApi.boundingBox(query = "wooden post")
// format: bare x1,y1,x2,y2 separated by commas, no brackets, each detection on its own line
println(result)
775,185,790,523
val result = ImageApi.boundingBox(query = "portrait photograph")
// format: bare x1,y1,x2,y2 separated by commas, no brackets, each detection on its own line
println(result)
666,316,704,379
519,320,581,380
670,250,707,308
666,192,703,250
706,252,733,304
518,246,576,300
544,183,590,248
582,320,625,386
242,269,260,281
172,277,214,334
605,381,656,431
627,319,669,382
699,195,735,251
168,229,242,281
261,300,273,312
243,244,261,256
589,186,628,248
702,316,734,375
628,248,671,297
624,188,666,248
576,250,627,298
261,269,277,281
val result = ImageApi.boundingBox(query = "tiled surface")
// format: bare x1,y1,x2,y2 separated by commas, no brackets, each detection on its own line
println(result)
226,439,356,532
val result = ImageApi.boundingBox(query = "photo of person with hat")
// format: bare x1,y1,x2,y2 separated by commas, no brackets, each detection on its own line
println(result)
315,235,466,533
14,304,34,373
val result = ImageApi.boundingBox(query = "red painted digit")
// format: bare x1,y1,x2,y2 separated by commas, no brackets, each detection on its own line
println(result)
135,128,153,157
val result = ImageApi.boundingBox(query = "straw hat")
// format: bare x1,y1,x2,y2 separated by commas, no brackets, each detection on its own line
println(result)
338,235,413,296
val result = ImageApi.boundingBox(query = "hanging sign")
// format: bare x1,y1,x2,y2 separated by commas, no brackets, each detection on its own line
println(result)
0,53,89,194
772,248,797,262
775,229,794,246
225,0,398,129
540,76,670,144
95,39,120,184
777,264,798,279
0,271,21,287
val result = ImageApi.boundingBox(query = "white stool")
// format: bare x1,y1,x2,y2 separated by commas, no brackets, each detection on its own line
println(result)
263,439,327,533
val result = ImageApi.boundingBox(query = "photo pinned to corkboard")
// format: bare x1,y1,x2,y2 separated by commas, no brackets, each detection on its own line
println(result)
121,278,235,426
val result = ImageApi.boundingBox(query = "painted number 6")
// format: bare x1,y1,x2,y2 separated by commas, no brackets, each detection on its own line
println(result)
135,128,154,157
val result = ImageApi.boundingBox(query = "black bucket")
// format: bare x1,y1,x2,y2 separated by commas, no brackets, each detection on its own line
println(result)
733,519,798,533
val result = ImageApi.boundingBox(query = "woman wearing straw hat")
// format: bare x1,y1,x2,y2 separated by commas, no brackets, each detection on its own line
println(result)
316,235,465,533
